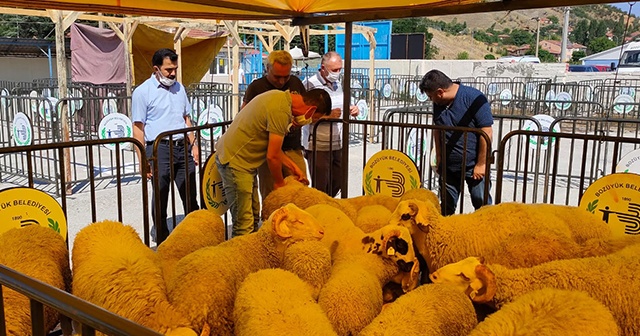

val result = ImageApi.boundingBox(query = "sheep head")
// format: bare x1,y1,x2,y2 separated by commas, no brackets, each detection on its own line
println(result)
429,256,497,304
389,200,441,236
270,203,325,244
362,225,421,292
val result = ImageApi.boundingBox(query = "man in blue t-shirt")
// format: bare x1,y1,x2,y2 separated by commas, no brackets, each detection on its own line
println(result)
419,70,493,215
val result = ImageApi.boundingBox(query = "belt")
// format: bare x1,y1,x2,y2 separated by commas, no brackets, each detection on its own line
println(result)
147,138,185,147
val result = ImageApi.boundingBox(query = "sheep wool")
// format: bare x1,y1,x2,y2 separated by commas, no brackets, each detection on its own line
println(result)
0,226,71,336
354,204,393,233
430,244,640,336
468,288,620,336
400,187,440,211
157,209,225,282
233,269,337,336
72,220,197,336
359,283,477,336
168,204,325,336
282,240,332,299
390,200,614,272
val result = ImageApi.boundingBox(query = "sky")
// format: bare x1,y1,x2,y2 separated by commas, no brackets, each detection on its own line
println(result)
610,2,640,17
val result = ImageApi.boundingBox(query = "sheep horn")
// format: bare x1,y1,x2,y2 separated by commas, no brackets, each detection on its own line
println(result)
200,323,211,336
470,264,497,303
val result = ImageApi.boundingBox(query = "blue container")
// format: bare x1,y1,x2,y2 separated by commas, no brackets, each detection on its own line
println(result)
336,21,392,60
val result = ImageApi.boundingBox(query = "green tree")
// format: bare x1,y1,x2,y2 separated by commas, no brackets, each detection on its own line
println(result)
588,36,616,54
0,15,54,39
548,15,559,25
484,54,496,60
571,19,590,45
507,29,534,46
457,51,470,60
526,48,556,62
571,50,587,64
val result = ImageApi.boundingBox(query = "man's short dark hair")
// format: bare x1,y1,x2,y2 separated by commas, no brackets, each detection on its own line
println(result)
302,89,332,116
419,70,453,94
152,49,178,67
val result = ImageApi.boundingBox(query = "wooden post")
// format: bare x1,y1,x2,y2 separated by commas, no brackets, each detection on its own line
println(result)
224,20,241,117
51,10,73,194
173,26,187,84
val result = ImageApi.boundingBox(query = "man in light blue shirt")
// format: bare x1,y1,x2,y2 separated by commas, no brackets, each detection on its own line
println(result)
132,48,199,243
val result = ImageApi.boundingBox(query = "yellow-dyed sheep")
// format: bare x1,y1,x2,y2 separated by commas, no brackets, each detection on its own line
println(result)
468,288,620,336
304,204,420,336
281,240,332,299
354,205,393,233
430,244,640,336
72,220,198,336
0,226,72,336
233,268,337,336
389,200,614,272
157,209,225,282
167,204,325,336
359,283,477,336
262,177,441,223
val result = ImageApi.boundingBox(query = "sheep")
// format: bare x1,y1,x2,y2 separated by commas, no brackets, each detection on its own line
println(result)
167,203,325,336
71,220,200,336
0,226,72,336
359,283,477,336
429,244,640,336
304,204,420,336
233,268,337,336
354,204,393,233
389,200,614,273
467,288,620,336
281,240,332,299
262,176,441,223
157,209,225,282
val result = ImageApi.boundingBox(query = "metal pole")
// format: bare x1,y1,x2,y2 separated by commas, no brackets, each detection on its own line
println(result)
341,22,353,198
47,45,53,79
560,7,570,62
324,25,329,54
535,18,541,58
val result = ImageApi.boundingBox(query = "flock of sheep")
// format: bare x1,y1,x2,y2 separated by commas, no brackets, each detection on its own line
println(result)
1,176,639,336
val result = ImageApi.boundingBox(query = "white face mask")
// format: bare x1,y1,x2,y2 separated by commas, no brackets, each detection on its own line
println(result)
326,70,340,83
294,114,313,126
157,71,176,87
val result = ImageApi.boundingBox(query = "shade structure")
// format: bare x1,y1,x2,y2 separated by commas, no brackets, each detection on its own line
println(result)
288,46,321,60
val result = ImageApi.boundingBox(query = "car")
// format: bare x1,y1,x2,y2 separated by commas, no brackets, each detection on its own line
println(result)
568,65,600,72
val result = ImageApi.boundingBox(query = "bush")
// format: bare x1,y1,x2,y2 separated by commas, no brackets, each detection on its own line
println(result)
484,54,496,60
457,51,470,60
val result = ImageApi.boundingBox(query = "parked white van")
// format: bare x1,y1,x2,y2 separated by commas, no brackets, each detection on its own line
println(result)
498,55,541,63
617,42,640,73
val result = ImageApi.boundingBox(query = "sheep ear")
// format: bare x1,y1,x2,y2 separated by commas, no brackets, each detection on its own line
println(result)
470,264,497,303
402,257,421,292
272,207,293,238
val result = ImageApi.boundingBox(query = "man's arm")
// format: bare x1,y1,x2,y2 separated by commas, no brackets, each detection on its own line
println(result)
267,133,306,188
473,126,493,180
433,129,442,174
133,122,151,178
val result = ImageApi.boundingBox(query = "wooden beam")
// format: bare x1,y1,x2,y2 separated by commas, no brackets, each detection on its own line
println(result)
292,0,618,25
273,22,290,41
62,11,80,30
257,34,273,53
106,21,125,41
222,20,243,46
127,20,139,43
173,26,186,43
52,9,72,194
1,7,124,23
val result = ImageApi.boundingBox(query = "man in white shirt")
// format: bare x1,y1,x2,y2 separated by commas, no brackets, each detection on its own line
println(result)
302,51,359,197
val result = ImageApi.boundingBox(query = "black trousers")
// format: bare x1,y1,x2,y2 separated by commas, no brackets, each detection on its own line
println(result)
305,149,342,197
146,141,199,242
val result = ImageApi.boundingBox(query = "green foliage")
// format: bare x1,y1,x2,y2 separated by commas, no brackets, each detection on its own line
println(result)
0,15,54,39
484,54,496,60
571,50,587,64
526,48,557,63
588,36,616,54
548,15,560,25
473,30,499,44
506,29,534,46
457,51,470,60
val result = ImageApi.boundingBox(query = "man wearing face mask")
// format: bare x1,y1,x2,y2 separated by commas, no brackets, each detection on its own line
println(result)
302,51,359,197
216,89,332,237
241,50,307,203
132,48,199,243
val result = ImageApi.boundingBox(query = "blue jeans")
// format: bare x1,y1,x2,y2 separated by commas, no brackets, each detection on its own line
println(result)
441,167,492,216
215,156,260,237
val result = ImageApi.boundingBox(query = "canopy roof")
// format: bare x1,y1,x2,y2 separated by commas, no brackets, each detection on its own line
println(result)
0,0,617,24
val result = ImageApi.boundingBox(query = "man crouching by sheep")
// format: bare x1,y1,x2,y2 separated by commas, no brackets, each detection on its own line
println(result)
215,89,332,237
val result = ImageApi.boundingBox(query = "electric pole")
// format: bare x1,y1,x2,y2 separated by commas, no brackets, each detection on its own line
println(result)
532,17,541,57
560,7,570,62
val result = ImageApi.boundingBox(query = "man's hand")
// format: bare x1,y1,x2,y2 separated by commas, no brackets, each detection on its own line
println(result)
191,145,199,165
349,105,359,117
472,163,486,180
140,161,152,179
292,166,309,185
274,180,286,189
329,108,341,118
